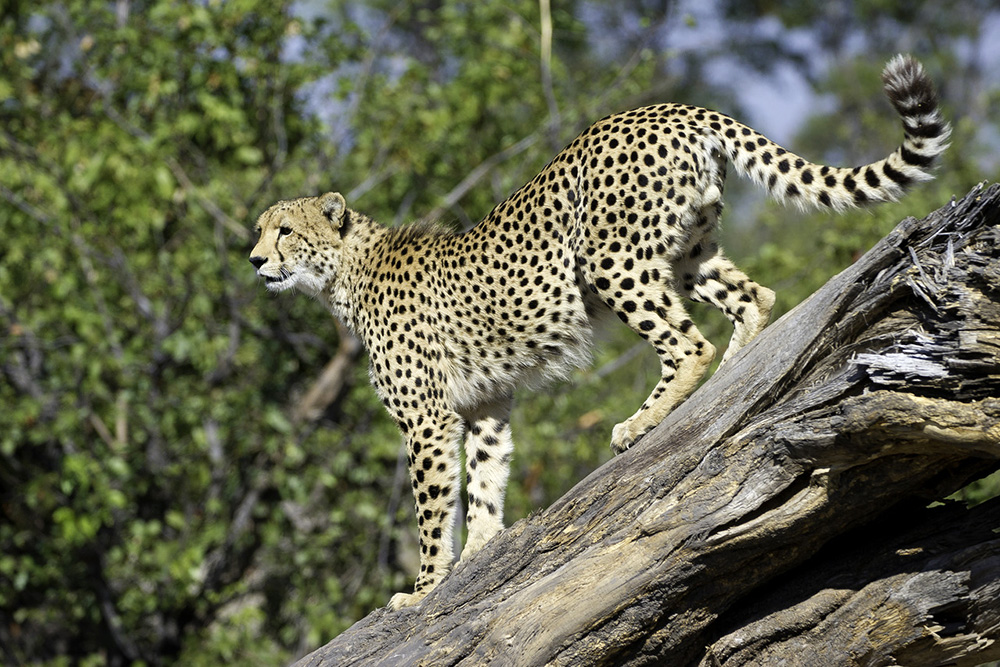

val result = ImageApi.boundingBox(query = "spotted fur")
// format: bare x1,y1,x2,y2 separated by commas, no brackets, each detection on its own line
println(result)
249,54,949,609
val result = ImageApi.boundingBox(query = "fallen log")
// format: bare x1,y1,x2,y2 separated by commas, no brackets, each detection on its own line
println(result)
296,183,1000,666
702,497,1000,666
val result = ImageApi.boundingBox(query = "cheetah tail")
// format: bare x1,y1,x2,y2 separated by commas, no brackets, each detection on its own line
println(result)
726,54,951,212
877,54,952,184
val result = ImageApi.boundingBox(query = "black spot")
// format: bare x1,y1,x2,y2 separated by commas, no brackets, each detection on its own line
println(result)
864,168,881,188
882,161,913,187
904,120,946,139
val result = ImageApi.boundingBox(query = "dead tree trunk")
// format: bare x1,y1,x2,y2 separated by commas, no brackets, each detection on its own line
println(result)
296,184,1000,667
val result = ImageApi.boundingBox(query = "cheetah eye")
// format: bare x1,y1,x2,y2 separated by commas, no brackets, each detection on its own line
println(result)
278,226,293,237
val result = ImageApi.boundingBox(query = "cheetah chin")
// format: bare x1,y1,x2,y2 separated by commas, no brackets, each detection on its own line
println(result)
250,54,950,609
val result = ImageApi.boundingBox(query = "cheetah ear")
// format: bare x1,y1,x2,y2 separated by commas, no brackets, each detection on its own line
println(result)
319,192,347,229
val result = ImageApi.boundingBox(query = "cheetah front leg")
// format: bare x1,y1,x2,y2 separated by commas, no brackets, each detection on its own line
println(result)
387,408,464,610
459,397,515,560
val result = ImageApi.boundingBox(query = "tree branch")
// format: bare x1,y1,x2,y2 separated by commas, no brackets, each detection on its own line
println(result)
293,319,364,423
420,132,541,225
538,0,561,151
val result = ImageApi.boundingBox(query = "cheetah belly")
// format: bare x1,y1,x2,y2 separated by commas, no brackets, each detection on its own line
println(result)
437,267,594,410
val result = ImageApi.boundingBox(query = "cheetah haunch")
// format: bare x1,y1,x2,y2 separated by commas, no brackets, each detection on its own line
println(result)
250,55,949,609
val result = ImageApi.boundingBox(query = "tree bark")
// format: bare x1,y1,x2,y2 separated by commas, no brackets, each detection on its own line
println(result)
295,183,1000,666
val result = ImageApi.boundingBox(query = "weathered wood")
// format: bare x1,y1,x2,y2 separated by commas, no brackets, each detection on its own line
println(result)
702,498,1000,666
295,183,1000,666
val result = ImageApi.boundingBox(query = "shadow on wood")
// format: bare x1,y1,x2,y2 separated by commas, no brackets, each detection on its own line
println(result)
296,183,1000,666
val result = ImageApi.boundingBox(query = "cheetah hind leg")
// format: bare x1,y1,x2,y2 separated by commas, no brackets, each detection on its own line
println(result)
609,289,717,454
677,240,775,365
459,396,514,560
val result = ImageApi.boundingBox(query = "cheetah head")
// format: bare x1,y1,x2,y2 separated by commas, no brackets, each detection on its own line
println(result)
249,192,347,296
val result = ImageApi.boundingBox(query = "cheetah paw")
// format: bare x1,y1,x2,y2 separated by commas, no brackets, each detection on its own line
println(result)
461,521,502,560
460,531,497,561
388,590,427,610
610,422,638,455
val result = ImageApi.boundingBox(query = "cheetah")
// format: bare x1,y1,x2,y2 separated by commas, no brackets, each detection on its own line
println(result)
249,55,949,609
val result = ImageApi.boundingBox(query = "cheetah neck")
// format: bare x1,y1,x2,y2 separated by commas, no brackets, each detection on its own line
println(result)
323,213,389,332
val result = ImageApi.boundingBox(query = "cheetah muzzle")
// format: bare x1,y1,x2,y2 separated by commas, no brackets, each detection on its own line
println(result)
249,55,949,609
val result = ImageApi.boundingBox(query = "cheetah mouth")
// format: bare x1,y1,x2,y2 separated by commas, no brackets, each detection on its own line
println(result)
263,268,294,288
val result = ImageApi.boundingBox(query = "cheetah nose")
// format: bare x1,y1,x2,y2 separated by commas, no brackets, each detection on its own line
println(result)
249,256,267,270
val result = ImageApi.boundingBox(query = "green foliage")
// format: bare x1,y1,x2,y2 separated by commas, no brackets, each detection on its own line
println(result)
1,1,998,664
1,2,348,663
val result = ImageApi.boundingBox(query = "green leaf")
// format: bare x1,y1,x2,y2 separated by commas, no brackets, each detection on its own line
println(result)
235,145,263,165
